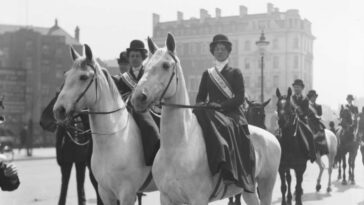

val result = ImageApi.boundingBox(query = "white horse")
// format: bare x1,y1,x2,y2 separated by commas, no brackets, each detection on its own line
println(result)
53,45,156,205
314,129,337,192
131,34,281,205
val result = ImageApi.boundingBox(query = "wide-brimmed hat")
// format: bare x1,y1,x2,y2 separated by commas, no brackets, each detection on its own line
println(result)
292,79,305,88
307,90,318,98
209,34,232,53
346,94,354,101
126,40,148,57
117,51,128,64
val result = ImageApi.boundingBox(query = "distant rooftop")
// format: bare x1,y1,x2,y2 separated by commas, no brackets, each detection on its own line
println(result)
0,19,80,45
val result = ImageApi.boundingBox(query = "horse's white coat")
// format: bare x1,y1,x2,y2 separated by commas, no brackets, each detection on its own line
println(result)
54,47,156,205
132,35,281,205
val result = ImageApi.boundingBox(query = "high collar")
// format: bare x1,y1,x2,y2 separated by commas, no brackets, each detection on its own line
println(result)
214,59,229,72
129,66,144,80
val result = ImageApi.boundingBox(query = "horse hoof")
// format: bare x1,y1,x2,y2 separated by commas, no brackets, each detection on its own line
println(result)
342,180,347,185
295,201,302,205
351,180,356,185
287,200,292,205
228,202,234,205
316,184,321,192
327,187,332,192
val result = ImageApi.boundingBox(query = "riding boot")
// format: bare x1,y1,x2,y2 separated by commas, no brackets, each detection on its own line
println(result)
58,163,72,205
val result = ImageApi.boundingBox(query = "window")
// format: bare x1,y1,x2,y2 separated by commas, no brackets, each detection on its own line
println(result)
244,58,250,69
244,40,251,51
272,38,279,49
244,76,250,88
273,76,279,87
273,56,279,69
293,37,299,49
293,55,299,69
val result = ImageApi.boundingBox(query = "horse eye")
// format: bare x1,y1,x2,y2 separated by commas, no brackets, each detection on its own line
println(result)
80,75,89,81
162,62,170,70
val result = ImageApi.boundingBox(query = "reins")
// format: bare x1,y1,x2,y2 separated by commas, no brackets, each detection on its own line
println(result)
157,52,218,110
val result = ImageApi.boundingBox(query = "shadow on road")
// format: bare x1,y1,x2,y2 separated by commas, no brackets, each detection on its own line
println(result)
333,180,363,193
358,200,364,205
301,191,331,202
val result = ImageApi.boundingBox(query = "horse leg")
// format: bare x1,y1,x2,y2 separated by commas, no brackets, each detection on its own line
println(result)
337,158,342,180
228,197,234,205
342,155,347,185
315,153,324,192
117,185,138,205
286,170,292,205
235,194,242,205
294,164,306,205
279,167,287,205
88,164,103,205
327,151,335,192
257,171,278,205
160,193,180,205
349,150,357,184
242,191,260,205
75,162,87,205
58,163,72,205
99,186,117,205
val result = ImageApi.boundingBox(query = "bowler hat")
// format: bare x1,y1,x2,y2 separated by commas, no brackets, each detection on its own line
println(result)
307,90,318,98
292,79,305,88
347,94,354,101
210,34,232,53
126,40,148,58
117,51,128,64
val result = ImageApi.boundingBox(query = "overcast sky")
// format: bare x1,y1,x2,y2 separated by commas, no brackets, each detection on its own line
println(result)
1,0,364,108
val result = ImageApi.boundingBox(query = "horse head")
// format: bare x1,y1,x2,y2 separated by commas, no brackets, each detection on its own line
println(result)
246,98,270,129
53,44,119,122
276,88,295,129
132,33,181,112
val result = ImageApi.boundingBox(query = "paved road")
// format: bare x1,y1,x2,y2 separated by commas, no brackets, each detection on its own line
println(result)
0,148,363,205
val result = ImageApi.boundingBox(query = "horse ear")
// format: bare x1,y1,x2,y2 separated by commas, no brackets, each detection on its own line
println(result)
166,33,175,53
287,88,292,99
147,37,158,54
246,98,253,106
276,88,281,98
263,99,271,107
84,44,93,62
70,46,80,61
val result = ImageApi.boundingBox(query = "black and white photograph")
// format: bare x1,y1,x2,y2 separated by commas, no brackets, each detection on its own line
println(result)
0,0,363,204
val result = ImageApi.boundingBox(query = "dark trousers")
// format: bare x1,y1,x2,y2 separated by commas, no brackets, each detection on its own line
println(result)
132,110,160,166
58,162,86,205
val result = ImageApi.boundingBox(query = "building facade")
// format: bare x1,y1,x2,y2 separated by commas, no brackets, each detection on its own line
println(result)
152,3,315,130
0,20,82,145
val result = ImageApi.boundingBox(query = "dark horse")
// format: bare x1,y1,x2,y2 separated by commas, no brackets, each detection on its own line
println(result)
40,96,103,205
336,105,360,185
228,99,270,205
276,88,309,205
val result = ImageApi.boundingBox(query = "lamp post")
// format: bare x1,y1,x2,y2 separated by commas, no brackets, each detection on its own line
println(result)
255,31,269,103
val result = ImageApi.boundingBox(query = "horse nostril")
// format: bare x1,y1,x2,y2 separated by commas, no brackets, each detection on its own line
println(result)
55,106,67,121
139,93,147,102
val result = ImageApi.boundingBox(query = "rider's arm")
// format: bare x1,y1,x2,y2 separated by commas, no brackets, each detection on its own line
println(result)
220,68,245,112
196,71,208,104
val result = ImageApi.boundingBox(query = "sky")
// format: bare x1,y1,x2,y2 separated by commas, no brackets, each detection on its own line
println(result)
1,0,364,109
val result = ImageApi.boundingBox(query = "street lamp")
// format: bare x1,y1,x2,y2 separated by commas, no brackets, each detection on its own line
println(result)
255,31,269,103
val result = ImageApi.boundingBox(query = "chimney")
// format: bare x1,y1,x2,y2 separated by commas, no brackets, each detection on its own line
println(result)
200,9,209,23
267,3,274,14
239,5,248,17
152,13,160,27
215,8,221,19
74,26,80,42
177,11,184,23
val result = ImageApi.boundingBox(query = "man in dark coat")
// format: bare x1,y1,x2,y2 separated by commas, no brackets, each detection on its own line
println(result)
291,79,316,162
117,51,130,74
112,40,160,166
307,90,328,155
194,34,255,193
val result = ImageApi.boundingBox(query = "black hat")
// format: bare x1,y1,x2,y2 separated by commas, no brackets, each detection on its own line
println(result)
307,90,318,98
117,51,128,64
126,40,148,58
292,79,305,88
347,94,354,101
209,34,232,53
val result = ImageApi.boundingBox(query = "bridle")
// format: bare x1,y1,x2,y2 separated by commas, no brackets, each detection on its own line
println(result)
74,62,125,115
156,52,217,110
57,61,126,137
